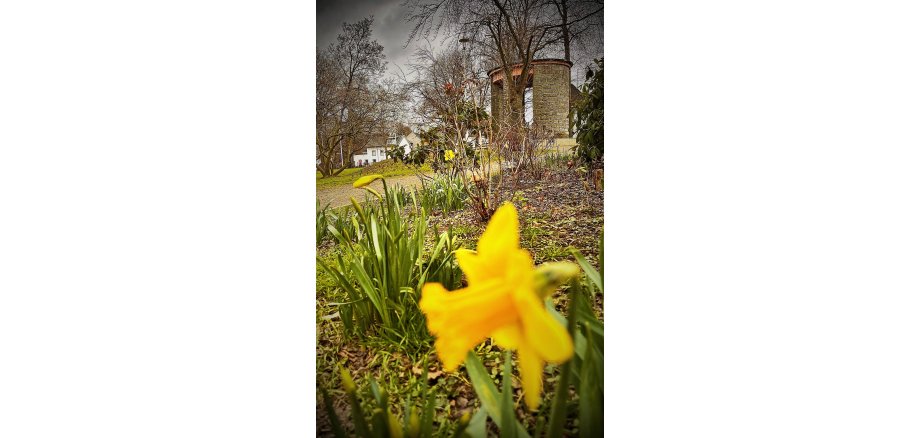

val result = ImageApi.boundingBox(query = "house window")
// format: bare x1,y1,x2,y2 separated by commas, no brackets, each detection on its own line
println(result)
372,150,376,156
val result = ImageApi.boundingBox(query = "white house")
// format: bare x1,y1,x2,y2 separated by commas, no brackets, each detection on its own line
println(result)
352,133,422,167
352,136,391,167
394,132,421,155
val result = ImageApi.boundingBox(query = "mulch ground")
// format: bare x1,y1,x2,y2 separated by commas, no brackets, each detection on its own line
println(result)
428,168,604,264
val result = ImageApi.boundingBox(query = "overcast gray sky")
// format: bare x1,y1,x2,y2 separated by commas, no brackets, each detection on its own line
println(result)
317,0,451,82
317,0,603,84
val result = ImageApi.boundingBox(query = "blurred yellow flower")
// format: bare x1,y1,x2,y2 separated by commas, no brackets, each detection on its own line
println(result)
420,203,575,410
443,149,455,161
352,174,383,188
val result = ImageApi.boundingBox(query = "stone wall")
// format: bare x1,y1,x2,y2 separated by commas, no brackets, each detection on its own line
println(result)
489,60,572,137
532,63,571,137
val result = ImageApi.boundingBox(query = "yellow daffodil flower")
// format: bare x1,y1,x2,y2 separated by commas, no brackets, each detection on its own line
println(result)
443,149,455,161
352,174,384,188
420,203,576,410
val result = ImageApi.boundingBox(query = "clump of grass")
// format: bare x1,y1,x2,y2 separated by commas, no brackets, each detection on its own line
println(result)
318,179,462,354
317,201,360,244
414,175,468,214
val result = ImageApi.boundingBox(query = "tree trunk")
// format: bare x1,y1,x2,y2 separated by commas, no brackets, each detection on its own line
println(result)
559,0,573,136
502,76,527,128
561,0,571,62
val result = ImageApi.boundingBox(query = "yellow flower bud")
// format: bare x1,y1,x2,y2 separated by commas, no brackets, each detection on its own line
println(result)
407,407,420,438
388,411,404,438
458,411,471,427
349,196,366,219
353,174,384,188
533,261,581,299
338,366,356,394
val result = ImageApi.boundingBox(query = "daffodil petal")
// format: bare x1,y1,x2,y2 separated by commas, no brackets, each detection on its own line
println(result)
477,203,519,257
433,338,469,371
435,305,514,371
421,279,508,308
515,290,574,364
491,325,522,350
518,343,545,411
420,281,519,371
454,249,488,285
419,282,457,336
504,249,535,286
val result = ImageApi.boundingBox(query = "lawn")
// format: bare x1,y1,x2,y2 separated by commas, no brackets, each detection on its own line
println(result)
316,160,432,189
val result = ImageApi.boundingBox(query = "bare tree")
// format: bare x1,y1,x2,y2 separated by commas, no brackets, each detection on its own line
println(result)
399,0,604,218
316,17,401,177
403,0,603,119
405,0,563,127
546,0,603,62
541,0,603,132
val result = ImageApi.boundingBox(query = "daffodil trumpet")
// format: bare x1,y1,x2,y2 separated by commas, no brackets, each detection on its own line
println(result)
420,202,578,410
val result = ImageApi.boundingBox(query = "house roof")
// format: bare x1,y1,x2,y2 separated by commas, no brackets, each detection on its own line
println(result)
369,134,390,148
354,133,410,155
353,135,391,155
404,132,421,144
570,83,584,107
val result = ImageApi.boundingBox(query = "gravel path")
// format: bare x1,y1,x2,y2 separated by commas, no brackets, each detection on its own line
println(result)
316,173,430,208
